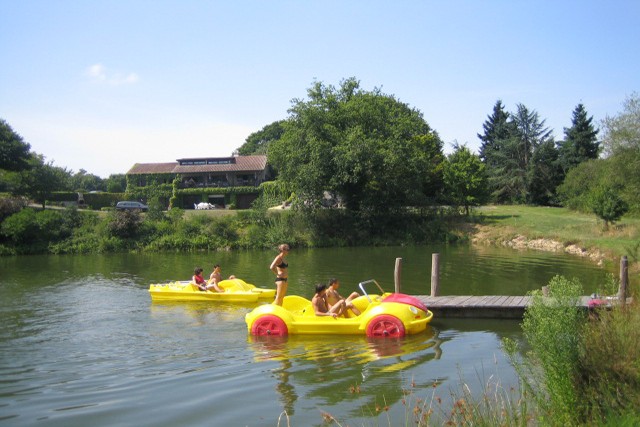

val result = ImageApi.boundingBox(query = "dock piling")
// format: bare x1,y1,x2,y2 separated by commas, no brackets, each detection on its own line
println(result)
430,253,440,297
619,256,629,307
394,258,402,293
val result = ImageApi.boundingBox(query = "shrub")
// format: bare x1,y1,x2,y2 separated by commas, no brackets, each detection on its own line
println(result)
589,185,629,229
579,305,640,422
504,275,585,426
106,210,143,238
0,196,27,221
0,208,39,243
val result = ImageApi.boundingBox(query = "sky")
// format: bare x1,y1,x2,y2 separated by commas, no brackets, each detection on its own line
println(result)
1,1,639,178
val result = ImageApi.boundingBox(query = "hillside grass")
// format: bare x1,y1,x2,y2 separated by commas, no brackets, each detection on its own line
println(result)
471,205,640,267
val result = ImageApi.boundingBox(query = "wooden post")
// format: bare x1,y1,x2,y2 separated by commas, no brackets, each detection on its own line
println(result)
394,258,402,293
431,253,440,297
618,256,628,307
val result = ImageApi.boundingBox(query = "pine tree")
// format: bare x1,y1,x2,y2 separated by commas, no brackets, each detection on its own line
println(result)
558,103,600,173
478,100,511,165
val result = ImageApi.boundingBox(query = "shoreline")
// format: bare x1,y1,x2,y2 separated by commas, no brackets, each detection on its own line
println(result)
469,224,608,267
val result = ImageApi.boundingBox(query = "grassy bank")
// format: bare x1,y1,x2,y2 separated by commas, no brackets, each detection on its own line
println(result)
461,205,640,270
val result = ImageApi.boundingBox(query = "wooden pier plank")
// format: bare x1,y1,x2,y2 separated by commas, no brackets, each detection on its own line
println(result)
416,294,595,319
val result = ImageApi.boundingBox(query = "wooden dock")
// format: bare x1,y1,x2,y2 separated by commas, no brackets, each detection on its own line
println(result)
415,295,594,319
392,254,630,319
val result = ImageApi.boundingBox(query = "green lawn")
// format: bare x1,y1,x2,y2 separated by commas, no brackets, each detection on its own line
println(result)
475,205,640,264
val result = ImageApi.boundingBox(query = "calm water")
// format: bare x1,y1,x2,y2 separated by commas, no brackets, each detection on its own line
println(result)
0,245,612,426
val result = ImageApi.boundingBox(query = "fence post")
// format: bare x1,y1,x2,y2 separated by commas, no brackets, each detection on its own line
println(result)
431,253,440,297
618,256,628,307
394,258,402,293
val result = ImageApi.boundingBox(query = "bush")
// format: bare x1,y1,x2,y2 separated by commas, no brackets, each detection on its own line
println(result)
590,185,629,229
579,305,640,422
106,210,143,238
0,196,27,221
505,275,585,426
0,208,39,244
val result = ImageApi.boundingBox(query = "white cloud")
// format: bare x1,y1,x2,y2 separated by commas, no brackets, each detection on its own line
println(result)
86,63,139,86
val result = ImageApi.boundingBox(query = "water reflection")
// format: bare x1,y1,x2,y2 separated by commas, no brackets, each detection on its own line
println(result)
247,328,444,417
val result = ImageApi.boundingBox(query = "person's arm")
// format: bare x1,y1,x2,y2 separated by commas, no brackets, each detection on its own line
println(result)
193,275,206,290
313,297,337,318
270,255,281,274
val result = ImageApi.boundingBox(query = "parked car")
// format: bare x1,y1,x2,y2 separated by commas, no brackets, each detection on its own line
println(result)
116,201,148,212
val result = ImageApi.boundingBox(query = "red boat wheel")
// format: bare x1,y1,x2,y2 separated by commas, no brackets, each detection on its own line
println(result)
251,315,288,336
366,315,405,338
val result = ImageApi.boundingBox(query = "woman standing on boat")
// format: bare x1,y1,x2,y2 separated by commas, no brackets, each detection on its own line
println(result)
270,243,290,306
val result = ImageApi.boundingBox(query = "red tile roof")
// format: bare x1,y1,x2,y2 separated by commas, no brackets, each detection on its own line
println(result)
127,162,178,174
127,155,268,175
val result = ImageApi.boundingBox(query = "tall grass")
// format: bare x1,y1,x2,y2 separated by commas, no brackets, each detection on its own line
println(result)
578,306,640,422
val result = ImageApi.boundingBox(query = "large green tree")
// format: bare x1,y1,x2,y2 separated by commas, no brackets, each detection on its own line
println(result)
482,103,554,204
600,92,640,212
268,78,445,213
477,100,512,165
527,138,563,205
601,92,640,157
443,144,488,215
558,103,600,173
11,155,71,209
236,120,286,155
0,119,32,172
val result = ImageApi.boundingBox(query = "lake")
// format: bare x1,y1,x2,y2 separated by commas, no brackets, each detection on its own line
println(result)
0,245,613,426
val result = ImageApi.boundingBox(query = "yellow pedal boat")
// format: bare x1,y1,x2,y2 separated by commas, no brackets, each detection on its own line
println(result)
149,278,276,302
245,280,433,337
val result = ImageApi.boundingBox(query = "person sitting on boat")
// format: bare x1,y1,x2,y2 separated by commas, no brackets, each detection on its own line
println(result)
205,264,234,292
192,267,207,291
326,278,361,316
312,283,345,318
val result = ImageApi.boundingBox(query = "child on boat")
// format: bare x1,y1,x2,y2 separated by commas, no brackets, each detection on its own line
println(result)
326,278,361,316
192,267,207,291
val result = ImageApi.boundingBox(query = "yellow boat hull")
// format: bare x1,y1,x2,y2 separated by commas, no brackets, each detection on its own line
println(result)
246,292,433,337
149,278,275,302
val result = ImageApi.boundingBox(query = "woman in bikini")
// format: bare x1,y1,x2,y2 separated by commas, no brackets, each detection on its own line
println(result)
270,243,290,306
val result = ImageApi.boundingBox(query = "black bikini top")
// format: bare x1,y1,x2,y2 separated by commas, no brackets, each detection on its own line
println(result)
277,261,288,269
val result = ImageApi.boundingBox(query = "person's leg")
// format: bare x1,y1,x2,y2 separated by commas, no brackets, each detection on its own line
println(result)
345,293,361,315
274,280,287,306
329,300,346,316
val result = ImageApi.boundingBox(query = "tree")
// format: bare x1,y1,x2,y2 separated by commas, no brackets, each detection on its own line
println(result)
11,155,71,209
236,120,286,155
511,103,553,167
558,103,600,173
482,103,553,204
443,144,489,215
527,139,563,206
557,159,609,211
268,78,445,214
486,135,528,203
590,185,628,230
600,92,640,213
69,169,105,192
601,92,640,158
106,174,126,193
0,119,32,172
478,100,512,165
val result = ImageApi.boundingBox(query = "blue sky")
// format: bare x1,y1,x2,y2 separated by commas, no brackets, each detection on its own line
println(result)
1,1,638,178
